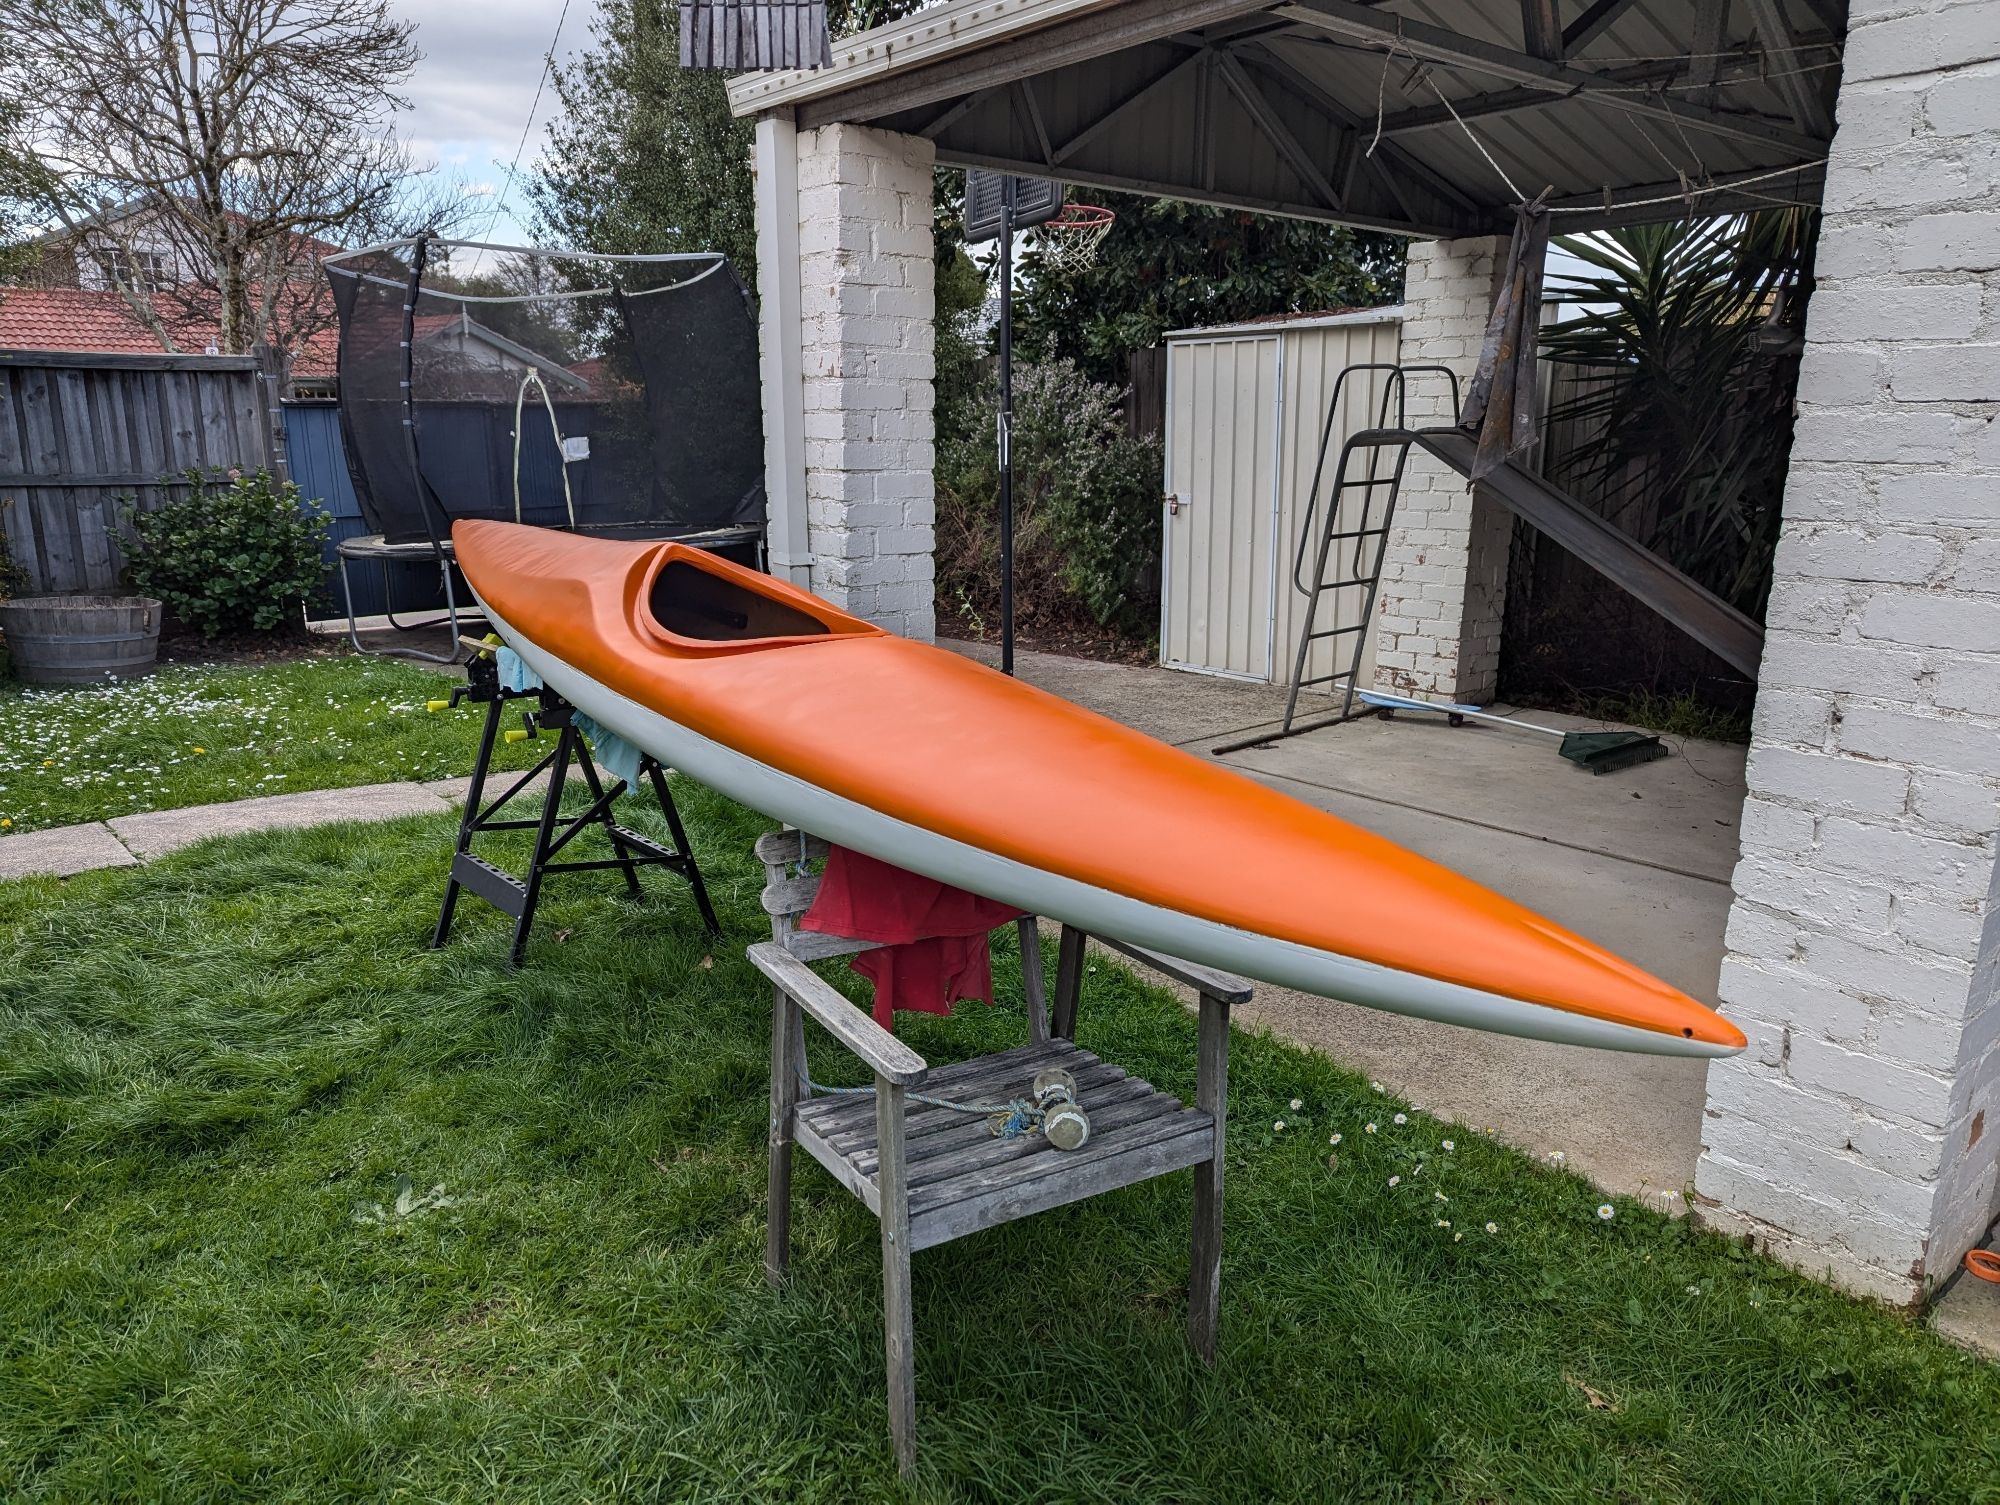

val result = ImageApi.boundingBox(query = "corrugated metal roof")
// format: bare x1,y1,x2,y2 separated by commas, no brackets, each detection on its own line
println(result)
730,0,1838,237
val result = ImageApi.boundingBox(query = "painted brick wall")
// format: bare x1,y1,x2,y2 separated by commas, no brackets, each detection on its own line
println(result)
1696,0,2000,1304
794,122,937,641
1376,235,1511,702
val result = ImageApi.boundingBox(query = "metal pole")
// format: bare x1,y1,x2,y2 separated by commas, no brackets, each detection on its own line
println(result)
997,181,1015,676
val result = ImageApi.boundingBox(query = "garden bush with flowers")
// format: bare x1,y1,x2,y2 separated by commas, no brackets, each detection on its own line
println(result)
125,467,330,637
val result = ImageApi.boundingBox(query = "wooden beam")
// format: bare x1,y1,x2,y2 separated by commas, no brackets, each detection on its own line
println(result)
0,348,260,372
1739,0,1834,138
933,143,1470,238
1560,0,1641,56
794,0,1272,129
1275,0,1828,152
1377,61,1679,136
918,88,994,140
1051,50,1205,165
1371,42,1807,136
1214,51,1344,210
1688,0,1728,107
1012,79,1055,163
1520,0,1563,60
1414,430,1765,678
1244,41,1485,218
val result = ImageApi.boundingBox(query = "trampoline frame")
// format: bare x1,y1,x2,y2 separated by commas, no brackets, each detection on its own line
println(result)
319,235,758,662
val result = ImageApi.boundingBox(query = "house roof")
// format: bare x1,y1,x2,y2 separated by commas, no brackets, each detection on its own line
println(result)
0,286,337,375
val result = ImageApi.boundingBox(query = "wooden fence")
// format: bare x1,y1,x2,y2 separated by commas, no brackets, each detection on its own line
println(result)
0,349,281,594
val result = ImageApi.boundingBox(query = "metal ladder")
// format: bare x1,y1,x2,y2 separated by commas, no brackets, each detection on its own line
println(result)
1214,362,1460,755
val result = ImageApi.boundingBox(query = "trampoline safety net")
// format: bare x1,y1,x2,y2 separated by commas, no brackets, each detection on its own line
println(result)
323,240,766,547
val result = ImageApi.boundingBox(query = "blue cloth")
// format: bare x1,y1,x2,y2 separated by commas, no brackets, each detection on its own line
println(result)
492,647,644,794
495,645,541,695
573,713,645,794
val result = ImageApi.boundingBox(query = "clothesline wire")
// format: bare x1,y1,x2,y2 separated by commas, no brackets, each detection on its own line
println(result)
1353,29,1826,222
1547,160,1827,216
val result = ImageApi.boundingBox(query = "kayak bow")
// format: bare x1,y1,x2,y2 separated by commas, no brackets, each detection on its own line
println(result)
454,520,1744,1059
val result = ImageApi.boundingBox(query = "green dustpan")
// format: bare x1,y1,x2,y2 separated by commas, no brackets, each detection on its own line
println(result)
1356,691,1667,776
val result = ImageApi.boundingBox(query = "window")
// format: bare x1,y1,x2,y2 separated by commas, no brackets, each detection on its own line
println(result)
92,246,172,292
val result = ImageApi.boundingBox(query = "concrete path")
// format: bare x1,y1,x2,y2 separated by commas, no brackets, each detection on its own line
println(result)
950,640,1745,1211
0,775,549,881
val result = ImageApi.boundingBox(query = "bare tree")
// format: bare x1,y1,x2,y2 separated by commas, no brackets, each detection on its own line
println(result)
1,0,463,357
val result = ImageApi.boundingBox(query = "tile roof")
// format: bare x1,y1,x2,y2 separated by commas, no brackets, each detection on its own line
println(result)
0,286,338,376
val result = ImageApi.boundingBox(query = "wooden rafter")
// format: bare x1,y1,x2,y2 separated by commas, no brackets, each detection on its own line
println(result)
1739,0,1834,137
1012,79,1056,163
919,88,994,139
1241,41,1484,219
1688,0,1729,106
1214,51,1344,210
935,143,1467,237
1275,0,1828,152
1561,0,1642,54
1520,0,1563,60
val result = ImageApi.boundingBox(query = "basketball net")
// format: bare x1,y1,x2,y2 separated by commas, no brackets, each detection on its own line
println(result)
1035,203,1115,276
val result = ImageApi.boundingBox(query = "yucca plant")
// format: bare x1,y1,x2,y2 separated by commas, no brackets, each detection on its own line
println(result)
1540,209,1817,621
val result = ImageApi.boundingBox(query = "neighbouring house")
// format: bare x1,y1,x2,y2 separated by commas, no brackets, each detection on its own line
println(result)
4,196,343,396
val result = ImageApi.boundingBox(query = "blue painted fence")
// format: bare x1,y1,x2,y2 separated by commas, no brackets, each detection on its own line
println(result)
282,400,444,619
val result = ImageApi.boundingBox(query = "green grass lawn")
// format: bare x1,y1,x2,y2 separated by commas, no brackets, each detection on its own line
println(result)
3,775,1997,1502
0,653,536,834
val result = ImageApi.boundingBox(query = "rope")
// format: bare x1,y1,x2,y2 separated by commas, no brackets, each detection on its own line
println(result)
1428,76,1527,202
798,1067,1046,1139
1547,159,1827,215
512,367,577,528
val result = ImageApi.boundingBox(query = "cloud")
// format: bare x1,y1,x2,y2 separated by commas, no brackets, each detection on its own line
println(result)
385,0,592,238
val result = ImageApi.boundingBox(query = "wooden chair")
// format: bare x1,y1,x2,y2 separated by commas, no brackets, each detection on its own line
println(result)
750,827,1253,1474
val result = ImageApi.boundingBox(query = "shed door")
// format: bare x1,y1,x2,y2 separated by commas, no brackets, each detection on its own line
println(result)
1161,335,1281,680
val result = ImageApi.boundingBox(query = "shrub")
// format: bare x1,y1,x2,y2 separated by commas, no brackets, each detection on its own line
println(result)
126,468,330,637
937,358,1163,637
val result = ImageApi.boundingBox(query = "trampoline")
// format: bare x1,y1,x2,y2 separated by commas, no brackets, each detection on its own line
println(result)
320,236,767,659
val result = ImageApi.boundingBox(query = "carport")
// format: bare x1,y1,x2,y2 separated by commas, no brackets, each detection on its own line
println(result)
729,0,2000,1306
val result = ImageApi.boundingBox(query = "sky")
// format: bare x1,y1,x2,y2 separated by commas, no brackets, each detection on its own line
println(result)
386,0,593,247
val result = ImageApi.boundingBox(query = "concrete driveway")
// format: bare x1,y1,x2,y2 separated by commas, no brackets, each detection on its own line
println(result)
948,640,1747,1207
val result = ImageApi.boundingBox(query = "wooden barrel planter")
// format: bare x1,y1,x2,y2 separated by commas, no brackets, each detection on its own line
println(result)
0,595,163,685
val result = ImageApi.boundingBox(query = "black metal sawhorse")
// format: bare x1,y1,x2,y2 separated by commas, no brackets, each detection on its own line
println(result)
432,653,721,965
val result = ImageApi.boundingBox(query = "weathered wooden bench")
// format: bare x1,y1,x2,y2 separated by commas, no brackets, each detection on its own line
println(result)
750,827,1253,1474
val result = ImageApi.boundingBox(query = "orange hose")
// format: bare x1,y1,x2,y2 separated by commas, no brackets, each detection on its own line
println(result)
1966,1249,2000,1284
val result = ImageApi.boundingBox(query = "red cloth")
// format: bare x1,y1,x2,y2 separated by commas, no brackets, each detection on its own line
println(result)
800,845,1024,1029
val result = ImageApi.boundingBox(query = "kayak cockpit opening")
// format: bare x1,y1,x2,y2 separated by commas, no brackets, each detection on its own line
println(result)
650,559,831,641
636,542,882,649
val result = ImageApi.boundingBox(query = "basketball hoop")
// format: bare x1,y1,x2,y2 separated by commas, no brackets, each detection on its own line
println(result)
1035,203,1115,276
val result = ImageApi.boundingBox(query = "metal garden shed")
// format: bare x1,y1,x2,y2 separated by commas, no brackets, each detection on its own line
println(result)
1160,306,1401,687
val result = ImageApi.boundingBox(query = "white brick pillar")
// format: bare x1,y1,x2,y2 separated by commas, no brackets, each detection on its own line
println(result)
1374,234,1511,702
790,120,936,640
1697,3,2000,1305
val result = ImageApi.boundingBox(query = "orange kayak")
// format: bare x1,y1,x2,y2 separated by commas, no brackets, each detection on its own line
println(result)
454,520,1744,1058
